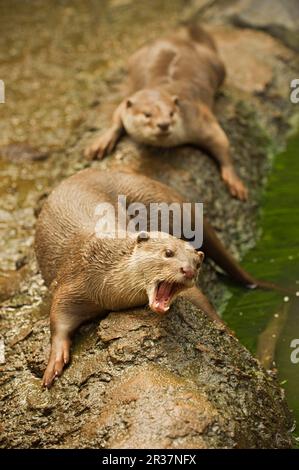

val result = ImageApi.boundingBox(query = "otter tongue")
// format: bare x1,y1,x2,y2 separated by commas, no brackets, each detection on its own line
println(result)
156,282,173,305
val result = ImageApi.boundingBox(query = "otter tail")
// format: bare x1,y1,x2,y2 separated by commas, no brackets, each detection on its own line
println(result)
181,21,218,52
202,219,294,295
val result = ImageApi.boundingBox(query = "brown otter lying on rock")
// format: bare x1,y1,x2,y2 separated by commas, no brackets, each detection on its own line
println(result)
35,170,215,387
35,169,267,388
85,23,248,200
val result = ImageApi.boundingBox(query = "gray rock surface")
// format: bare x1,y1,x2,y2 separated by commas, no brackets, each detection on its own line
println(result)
193,0,299,51
0,300,294,448
233,0,299,52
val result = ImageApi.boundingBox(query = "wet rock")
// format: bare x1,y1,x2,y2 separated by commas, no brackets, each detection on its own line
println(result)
1,300,292,449
194,0,299,52
9,325,33,348
80,365,227,449
26,378,56,414
0,335,5,365
213,27,291,94
0,144,48,163
0,265,29,302
92,306,293,449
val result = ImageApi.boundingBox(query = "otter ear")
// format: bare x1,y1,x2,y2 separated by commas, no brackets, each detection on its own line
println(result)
136,231,150,243
172,95,179,106
126,99,133,108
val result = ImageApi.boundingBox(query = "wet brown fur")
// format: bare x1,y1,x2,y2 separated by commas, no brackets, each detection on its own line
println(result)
36,169,225,387
85,24,248,200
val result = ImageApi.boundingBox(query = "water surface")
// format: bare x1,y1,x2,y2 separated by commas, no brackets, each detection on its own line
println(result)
223,133,299,440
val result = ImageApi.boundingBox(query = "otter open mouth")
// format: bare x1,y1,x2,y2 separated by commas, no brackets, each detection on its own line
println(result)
150,281,185,314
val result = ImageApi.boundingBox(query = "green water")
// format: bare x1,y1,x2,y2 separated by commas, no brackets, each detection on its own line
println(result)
223,133,299,440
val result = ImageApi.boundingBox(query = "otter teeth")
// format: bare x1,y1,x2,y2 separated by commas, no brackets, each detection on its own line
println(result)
151,281,183,314
154,300,170,310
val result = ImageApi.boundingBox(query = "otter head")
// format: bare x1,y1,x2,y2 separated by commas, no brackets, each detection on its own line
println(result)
130,231,204,314
121,90,183,147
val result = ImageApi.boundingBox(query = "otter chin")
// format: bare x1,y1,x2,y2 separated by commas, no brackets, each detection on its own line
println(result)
148,279,195,315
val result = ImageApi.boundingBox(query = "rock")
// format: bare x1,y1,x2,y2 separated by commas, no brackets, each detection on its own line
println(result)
232,0,299,52
80,365,225,449
194,0,299,52
1,300,293,448
0,336,5,365
0,265,30,302
0,144,48,162
213,27,276,94
9,325,33,348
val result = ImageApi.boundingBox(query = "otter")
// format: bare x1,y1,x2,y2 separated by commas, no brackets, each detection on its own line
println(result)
36,169,279,388
35,169,217,387
84,23,248,200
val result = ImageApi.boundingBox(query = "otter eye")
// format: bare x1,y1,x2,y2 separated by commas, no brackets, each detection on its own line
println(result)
169,111,174,117
165,249,174,258
144,112,152,118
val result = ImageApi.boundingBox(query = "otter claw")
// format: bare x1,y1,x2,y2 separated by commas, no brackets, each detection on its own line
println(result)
221,167,248,201
84,146,103,161
42,340,70,388
85,130,118,161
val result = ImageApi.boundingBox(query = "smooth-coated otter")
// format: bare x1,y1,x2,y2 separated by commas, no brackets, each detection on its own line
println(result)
85,23,248,200
35,169,274,388
36,169,223,387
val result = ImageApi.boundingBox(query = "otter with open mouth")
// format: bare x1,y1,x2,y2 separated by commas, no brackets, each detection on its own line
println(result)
147,253,202,315
34,169,224,388
36,168,275,388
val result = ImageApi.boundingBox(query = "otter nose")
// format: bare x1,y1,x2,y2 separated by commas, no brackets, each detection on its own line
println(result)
180,266,196,279
157,122,169,132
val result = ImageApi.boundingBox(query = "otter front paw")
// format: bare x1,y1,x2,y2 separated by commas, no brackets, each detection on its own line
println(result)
221,166,248,201
42,340,70,388
84,129,118,161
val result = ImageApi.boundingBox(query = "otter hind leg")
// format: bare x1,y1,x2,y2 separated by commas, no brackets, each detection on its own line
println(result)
43,292,99,388
43,335,71,388
194,107,248,201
